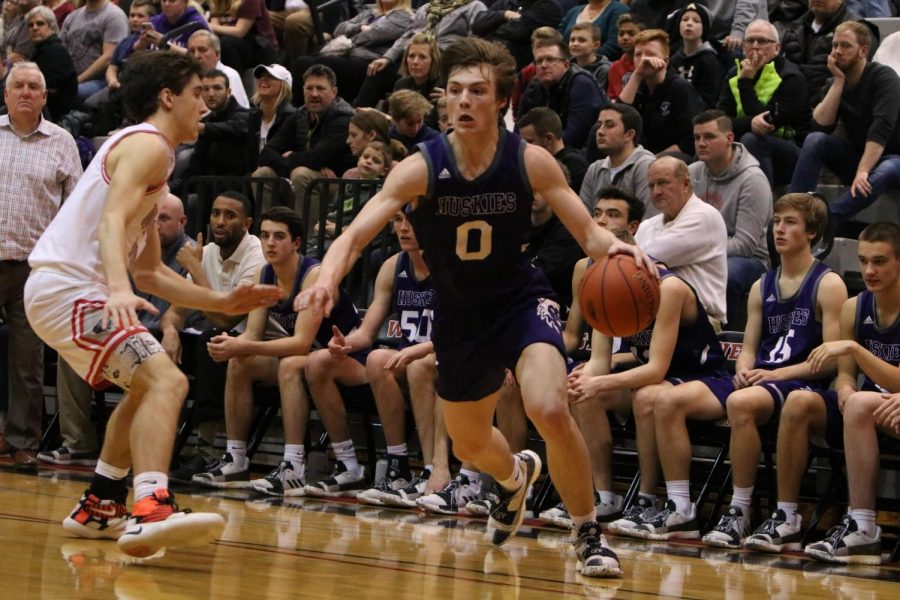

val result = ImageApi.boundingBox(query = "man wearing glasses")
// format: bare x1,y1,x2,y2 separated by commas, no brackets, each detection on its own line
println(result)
516,36,607,149
718,19,810,188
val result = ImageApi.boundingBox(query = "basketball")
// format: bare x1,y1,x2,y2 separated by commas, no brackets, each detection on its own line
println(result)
579,255,660,337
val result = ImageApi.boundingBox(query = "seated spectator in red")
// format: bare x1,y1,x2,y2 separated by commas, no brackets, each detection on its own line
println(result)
47,0,74,28
606,12,641,101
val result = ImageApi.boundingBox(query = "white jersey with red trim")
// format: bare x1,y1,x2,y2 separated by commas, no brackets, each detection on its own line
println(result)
29,123,174,284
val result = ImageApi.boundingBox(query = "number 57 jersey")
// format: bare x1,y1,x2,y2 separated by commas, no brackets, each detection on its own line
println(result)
755,260,833,373
407,130,554,311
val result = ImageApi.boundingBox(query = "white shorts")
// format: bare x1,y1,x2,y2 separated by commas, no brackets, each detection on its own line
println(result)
24,269,163,390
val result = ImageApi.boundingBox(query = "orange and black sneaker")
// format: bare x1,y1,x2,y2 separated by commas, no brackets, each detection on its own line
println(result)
62,490,129,540
117,489,225,558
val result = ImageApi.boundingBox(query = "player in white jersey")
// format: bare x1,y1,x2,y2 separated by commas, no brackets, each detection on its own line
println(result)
24,52,280,558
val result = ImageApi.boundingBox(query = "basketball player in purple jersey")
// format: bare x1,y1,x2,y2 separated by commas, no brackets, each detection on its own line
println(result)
799,222,900,564
297,38,655,578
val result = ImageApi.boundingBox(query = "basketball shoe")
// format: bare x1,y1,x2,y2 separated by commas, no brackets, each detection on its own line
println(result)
303,462,367,498
635,500,701,541
608,496,660,538
416,473,481,515
380,468,431,508
191,452,250,488
116,489,225,558
465,486,501,517
488,450,541,546
743,509,803,553
38,445,97,466
702,505,750,548
358,455,412,506
63,490,129,539
575,522,622,577
804,515,883,565
250,460,306,497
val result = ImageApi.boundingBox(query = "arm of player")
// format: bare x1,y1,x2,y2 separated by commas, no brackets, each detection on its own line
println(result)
99,133,173,328
526,145,655,274
579,277,684,394
159,303,189,363
748,272,849,384
810,296,900,396
294,154,428,316
383,341,435,370
568,329,613,403
734,279,763,388
562,258,588,354
337,254,398,354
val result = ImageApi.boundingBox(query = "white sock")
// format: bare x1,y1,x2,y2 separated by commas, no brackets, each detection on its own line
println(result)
284,444,305,467
424,463,434,474
460,467,480,482
226,440,248,469
597,490,617,505
777,501,799,523
731,486,753,515
95,460,129,480
496,456,522,492
133,471,168,501
332,439,360,473
571,509,598,530
666,480,692,515
386,443,407,456
850,508,878,537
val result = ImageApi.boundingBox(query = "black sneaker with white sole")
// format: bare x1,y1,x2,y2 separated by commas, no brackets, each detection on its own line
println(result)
488,450,541,546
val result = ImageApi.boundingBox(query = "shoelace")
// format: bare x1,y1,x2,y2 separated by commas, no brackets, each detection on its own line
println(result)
755,515,784,537
714,511,743,534
821,517,852,545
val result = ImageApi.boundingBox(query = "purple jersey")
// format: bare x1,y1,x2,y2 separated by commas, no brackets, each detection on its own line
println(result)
407,130,555,312
755,260,832,370
261,256,360,347
855,290,900,393
392,251,435,349
624,268,725,378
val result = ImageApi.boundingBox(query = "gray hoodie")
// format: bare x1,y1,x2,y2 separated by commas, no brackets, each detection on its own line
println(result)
579,144,657,217
689,142,771,267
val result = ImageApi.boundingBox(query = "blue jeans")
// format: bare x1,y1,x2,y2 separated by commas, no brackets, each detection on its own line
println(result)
77,79,107,106
740,132,800,188
789,131,900,224
727,255,767,329
844,0,893,17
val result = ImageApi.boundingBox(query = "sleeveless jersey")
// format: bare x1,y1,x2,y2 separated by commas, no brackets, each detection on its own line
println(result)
261,256,360,347
29,123,174,283
392,251,435,349
624,268,724,377
855,290,900,393
407,130,555,312
755,260,832,370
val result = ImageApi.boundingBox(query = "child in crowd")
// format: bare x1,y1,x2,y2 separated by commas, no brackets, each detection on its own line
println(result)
607,13,642,101
569,22,611,91
668,2,723,108
387,89,440,154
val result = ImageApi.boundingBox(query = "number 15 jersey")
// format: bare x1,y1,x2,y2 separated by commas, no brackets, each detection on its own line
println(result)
755,260,832,371
407,130,553,311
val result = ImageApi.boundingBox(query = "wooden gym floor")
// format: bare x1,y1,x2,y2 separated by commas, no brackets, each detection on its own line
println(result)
1,464,898,599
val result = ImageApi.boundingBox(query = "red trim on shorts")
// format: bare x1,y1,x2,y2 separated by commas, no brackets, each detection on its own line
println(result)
70,299,150,390
100,129,175,194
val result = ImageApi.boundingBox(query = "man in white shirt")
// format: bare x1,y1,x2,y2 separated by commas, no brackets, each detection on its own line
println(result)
188,30,249,108
635,156,729,325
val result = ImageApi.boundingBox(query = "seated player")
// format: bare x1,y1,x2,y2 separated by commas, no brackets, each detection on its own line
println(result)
558,231,726,531
798,222,900,564
301,211,441,501
192,208,363,492
620,193,846,544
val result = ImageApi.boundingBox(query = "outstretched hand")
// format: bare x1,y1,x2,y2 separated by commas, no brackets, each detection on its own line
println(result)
608,239,658,279
104,290,158,329
294,280,337,316
221,283,281,315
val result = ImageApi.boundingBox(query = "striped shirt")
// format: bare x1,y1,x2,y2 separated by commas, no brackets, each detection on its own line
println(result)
0,115,82,261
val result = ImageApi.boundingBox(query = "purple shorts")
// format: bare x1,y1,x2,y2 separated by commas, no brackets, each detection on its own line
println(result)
434,295,566,402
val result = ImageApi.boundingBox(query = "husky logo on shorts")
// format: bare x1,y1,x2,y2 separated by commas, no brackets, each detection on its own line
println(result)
536,298,561,334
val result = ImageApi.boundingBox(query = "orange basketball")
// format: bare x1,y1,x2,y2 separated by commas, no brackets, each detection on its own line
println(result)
579,255,660,337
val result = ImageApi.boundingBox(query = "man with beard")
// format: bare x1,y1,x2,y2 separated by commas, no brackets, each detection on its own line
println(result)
161,192,266,482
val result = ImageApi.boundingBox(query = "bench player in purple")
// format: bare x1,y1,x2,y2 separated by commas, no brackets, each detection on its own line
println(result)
296,38,655,578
